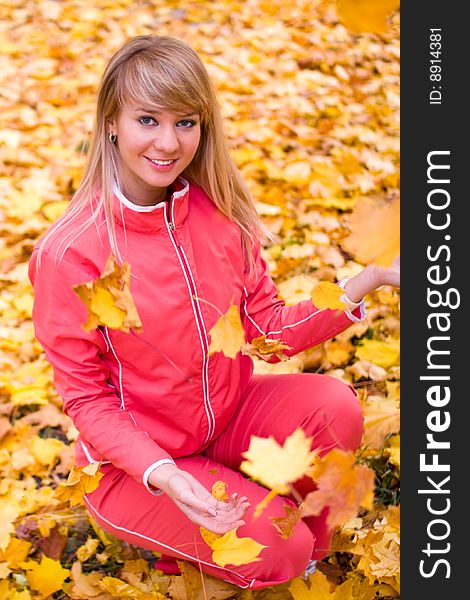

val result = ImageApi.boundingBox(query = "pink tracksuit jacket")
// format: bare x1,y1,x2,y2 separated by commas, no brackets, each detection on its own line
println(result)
28,176,364,493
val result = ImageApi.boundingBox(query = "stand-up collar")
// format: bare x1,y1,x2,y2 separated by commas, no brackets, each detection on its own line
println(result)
112,177,190,233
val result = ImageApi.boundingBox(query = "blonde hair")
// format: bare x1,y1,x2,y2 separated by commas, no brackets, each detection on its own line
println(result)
36,35,273,273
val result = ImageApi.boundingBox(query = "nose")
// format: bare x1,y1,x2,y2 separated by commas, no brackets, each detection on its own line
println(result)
153,125,179,155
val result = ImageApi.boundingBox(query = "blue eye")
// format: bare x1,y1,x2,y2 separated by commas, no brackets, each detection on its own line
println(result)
138,116,156,126
177,119,196,128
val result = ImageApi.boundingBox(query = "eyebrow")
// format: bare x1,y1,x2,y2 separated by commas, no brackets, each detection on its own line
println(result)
131,108,199,117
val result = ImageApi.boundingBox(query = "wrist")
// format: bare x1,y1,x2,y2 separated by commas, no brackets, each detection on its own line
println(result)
148,463,179,491
343,264,380,302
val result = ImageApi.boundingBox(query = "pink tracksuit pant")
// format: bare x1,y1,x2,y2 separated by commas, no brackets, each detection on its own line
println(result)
84,373,364,590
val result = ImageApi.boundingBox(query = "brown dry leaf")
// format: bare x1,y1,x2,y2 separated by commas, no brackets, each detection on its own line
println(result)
342,197,400,267
311,281,347,311
36,524,68,560
175,560,239,600
208,305,245,359
370,539,400,580
70,561,111,599
337,0,400,34
99,575,161,598
363,396,400,449
73,254,142,333
241,334,292,362
346,360,387,382
120,558,149,588
301,449,375,528
0,417,12,442
269,504,302,540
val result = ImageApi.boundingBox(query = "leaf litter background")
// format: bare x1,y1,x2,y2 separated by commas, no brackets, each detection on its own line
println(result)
0,0,400,598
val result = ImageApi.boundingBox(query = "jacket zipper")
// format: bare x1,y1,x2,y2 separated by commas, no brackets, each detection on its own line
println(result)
165,205,215,445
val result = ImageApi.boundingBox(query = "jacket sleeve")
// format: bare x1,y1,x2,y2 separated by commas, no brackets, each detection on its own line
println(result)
28,249,174,489
241,238,366,363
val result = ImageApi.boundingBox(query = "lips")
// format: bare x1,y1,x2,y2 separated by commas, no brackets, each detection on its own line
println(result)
145,157,177,165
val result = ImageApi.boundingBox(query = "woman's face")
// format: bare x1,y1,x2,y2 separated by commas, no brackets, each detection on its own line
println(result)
108,101,201,205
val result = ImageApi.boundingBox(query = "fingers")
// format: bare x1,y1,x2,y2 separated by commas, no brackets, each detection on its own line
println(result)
171,470,252,531
174,494,251,533
178,488,221,516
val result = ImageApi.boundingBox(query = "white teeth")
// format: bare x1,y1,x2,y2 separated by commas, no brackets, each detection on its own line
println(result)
148,158,175,165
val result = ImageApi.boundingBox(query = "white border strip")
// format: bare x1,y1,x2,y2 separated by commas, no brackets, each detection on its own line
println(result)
164,204,214,444
80,440,111,465
142,459,176,496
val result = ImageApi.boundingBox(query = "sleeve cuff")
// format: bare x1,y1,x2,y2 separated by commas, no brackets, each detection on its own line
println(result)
338,278,366,323
142,459,176,496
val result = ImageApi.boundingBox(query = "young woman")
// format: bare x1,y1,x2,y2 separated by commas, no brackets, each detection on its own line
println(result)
29,35,399,589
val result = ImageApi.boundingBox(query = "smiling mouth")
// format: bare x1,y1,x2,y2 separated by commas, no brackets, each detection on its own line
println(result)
145,157,177,166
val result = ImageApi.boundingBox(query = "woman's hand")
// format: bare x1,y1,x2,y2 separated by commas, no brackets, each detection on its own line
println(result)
149,464,250,534
343,256,400,303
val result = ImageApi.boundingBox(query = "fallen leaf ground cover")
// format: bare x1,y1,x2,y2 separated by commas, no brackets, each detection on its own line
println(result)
0,0,400,598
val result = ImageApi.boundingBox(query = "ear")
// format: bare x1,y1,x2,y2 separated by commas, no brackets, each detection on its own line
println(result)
106,118,116,134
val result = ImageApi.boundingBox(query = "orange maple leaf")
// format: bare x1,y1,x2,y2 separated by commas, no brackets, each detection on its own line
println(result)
341,196,400,267
241,334,292,362
73,253,142,333
269,504,302,540
301,449,374,528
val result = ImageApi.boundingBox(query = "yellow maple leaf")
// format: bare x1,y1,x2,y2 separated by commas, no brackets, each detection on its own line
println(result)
341,197,400,267
337,0,400,34
0,500,20,551
30,436,64,466
241,334,292,362
311,281,347,311
363,397,400,449
54,462,103,507
269,504,302,540
289,570,332,600
208,304,245,359
200,527,267,568
240,429,317,494
359,537,400,591
283,161,312,185
301,449,375,528
384,434,400,468
73,253,143,333
355,339,400,369
199,527,222,548
99,575,154,598
253,489,278,519
0,537,32,568
76,537,100,562
22,555,70,598
324,340,355,367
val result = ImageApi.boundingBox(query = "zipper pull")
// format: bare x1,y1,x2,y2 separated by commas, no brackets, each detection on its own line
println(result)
168,221,182,246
